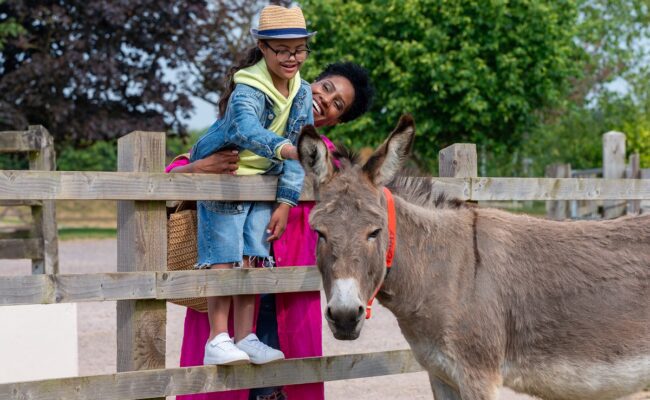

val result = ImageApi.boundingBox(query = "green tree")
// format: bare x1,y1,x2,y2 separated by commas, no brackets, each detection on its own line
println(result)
523,88,650,176
522,0,650,174
302,0,580,172
0,0,23,50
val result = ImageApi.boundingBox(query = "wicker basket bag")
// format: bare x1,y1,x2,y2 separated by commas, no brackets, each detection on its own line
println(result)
166,201,208,312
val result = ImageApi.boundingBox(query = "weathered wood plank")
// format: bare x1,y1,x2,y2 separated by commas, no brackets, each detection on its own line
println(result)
157,267,322,299
0,199,43,206
2,172,650,201
0,350,423,400
0,170,282,200
116,131,167,385
0,238,43,259
603,131,626,218
0,226,31,239
469,177,650,200
0,130,42,152
0,268,321,306
28,125,58,274
545,163,571,220
0,272,155,304
439,143,477,178
0,274,53,304
627,153,641,215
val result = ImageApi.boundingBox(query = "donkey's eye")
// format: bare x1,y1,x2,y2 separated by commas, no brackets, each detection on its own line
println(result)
315,230,327,242
367,229,381,241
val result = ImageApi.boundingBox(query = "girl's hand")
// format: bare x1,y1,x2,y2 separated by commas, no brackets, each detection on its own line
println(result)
280,144,299,160
266,203,291,241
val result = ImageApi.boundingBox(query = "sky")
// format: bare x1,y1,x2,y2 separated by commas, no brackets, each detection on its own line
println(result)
182,96,217,132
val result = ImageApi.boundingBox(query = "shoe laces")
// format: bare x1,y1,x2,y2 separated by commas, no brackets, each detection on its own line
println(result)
211,336,238,351
242,335,271,351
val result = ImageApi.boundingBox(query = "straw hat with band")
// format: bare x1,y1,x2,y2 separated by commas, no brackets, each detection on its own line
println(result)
251,5,316,40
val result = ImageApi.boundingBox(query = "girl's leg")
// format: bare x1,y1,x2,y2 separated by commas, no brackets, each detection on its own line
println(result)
235,202,284,364
233,257,255,342
206,263,233,342
196,200,249,365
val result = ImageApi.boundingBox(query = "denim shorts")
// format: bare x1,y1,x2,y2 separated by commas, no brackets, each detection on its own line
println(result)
196,200,273,266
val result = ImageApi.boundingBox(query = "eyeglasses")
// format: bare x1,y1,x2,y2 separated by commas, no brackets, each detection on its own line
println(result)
263,41,311,62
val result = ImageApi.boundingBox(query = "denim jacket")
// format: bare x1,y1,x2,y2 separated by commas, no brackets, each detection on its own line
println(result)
190,81,313,206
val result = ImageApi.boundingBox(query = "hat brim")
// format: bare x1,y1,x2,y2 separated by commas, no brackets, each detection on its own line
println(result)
251,29,316,40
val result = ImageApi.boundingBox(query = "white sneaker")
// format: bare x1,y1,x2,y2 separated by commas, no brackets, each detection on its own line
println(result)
236,333,285,364
204,332,250,365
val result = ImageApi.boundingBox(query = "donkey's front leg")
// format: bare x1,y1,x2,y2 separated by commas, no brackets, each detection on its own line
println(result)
428,373,461,400
457,370,500,400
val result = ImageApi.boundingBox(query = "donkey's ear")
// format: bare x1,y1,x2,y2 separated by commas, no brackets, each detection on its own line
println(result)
298,125,332,185
362,114,415,186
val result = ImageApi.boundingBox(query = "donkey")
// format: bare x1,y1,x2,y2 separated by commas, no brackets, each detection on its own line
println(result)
297,115,650,400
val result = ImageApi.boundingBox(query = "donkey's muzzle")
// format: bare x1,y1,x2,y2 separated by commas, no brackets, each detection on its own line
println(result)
325,304,364,340
326,278,365,340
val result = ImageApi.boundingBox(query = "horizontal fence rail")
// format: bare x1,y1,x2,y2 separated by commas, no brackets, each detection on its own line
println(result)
0,350,423,400
0,267,322,306
0,238,43,259
2,171,650,200
0,130,44,153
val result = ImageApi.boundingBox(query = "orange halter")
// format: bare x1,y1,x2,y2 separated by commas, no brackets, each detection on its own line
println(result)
365,187,396,319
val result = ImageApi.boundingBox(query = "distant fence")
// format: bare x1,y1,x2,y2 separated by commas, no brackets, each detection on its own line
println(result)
546,130,649,220
0,134,649,399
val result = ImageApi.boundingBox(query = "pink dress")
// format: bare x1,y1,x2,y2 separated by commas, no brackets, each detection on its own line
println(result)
166,151,326,400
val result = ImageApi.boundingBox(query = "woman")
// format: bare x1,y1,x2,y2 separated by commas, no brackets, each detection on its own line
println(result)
169,61,374,400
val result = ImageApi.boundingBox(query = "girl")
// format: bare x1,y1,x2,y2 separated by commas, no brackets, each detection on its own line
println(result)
189,5,315,366
170,62,375,400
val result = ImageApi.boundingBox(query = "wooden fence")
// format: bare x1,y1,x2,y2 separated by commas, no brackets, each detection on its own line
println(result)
546,130,649,220
0,126,58,274
0,135,649,400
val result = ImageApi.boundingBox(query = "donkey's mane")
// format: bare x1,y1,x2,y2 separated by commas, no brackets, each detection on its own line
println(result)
388,176,468,210
330,141,467,210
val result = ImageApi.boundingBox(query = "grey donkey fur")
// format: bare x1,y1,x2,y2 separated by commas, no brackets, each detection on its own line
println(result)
297,115,650,400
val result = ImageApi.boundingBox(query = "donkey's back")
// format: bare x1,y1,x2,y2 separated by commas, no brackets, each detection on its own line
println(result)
479,210,650,400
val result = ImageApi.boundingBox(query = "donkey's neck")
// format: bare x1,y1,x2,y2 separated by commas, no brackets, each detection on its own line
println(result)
377,196,477,323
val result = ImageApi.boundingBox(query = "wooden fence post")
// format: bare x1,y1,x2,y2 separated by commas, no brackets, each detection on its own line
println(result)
642,169,650,214
117,131,167,395
545,163,571,220
603,131,626,219
27,125,59,274
439,144,477,178
627,152,641,215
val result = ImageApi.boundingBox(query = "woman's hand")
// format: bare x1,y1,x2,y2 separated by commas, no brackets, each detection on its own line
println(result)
170,150,239,174
194,150,240,174
266,203,292,241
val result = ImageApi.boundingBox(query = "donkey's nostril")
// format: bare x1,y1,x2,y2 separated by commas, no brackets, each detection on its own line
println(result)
357,306,364,319
326,307,334,321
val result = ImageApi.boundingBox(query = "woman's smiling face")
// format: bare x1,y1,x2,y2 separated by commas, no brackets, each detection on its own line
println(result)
311,75,355,127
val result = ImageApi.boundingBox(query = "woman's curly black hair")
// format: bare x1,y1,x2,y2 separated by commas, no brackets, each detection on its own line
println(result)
315,62,375,123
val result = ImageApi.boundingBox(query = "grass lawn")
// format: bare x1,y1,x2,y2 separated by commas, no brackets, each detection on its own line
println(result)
58,227,116,240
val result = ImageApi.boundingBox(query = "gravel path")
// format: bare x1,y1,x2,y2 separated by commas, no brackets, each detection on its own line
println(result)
3,239,647,400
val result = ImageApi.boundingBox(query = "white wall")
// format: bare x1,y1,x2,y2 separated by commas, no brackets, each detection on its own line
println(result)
0,304,78,383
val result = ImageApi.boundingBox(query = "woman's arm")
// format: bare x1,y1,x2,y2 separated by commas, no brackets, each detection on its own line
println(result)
168,150,240,174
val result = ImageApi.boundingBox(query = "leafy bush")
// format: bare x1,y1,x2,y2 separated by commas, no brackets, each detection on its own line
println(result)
57,141,117,171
